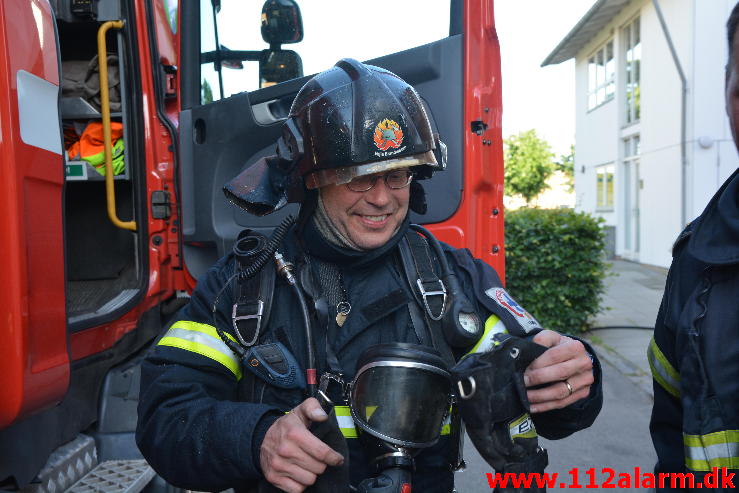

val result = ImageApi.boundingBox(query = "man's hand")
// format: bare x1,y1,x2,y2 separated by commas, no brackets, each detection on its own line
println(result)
524,330,594,413
260,398,345,493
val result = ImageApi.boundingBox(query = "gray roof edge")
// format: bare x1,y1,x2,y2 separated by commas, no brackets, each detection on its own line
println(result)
541,0,608,67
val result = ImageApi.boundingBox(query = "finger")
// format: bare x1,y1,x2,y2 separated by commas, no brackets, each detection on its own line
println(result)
292,398,328,426
281,419,344,468
266,473,307,493
526,338,588,373
525,353,591,387
530,387,591,414
531,329,563,348
527,370,594,404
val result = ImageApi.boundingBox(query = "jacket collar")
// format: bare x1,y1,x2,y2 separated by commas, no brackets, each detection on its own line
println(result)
688,167,739,265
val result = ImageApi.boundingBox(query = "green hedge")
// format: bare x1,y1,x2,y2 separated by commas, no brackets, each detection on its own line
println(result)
504,208,608,333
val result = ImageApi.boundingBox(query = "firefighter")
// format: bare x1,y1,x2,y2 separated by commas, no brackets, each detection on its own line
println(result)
648,4,739,491
136,59,602,493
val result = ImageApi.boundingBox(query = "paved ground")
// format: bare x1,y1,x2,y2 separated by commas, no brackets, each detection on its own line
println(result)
454,259,669,492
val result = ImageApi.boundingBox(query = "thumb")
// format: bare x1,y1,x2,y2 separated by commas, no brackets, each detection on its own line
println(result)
292,397,328,426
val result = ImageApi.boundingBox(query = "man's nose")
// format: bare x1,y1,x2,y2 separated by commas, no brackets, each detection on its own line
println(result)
363,177,393,207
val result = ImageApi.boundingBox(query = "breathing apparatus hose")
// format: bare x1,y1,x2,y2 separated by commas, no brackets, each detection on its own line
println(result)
211,215,296,361
274,251,318,397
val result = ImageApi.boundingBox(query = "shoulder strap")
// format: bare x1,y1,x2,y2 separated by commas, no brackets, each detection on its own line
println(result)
398,232,455,367
232,231,276,348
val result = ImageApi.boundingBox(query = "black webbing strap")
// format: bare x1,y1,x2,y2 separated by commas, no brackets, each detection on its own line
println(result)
405,232,447,320
398,232,463,470
232,232,275,348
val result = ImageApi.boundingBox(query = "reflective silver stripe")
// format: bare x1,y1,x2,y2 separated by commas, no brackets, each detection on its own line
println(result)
335,406,357,438
684,431,739,471
158,323,242,379
647,337,680,398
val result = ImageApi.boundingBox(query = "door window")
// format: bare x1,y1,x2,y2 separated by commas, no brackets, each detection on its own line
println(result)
199,0,451,102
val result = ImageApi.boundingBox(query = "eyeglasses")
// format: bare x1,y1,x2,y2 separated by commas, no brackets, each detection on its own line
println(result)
345,169,414,192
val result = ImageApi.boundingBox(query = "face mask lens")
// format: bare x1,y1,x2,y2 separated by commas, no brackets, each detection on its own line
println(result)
351,362,450,447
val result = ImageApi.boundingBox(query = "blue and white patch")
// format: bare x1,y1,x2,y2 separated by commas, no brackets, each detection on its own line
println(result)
484,287,541,333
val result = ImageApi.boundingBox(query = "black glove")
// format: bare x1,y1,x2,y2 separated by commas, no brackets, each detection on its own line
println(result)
451,333,549,492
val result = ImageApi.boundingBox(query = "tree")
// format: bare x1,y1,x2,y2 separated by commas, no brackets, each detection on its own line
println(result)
504,130,555,205
555,144,575,193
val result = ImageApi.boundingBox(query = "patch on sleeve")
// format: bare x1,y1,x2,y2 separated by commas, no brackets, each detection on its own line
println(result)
484,287,542,333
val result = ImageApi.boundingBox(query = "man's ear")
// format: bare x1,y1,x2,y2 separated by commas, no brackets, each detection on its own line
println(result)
409,180,427,215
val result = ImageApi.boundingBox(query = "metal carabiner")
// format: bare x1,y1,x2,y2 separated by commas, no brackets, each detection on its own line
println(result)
457,376,477,400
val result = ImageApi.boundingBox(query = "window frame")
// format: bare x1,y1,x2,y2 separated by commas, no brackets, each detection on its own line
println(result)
622,16,641,126
595,163,615,211
587,39,615,112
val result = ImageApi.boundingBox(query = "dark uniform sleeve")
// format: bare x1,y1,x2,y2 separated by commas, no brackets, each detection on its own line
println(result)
136,255,281,491
648,261,686,476
443,246,603,439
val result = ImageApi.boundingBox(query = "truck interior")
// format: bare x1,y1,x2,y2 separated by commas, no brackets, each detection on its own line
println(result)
51,0,146,330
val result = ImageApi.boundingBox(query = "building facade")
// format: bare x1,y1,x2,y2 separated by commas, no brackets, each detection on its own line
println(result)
543,0,738,268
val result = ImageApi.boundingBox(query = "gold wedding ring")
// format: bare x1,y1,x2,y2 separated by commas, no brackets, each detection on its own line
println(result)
564,379,574,396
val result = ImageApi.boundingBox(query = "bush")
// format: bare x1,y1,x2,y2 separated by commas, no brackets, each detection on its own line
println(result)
504,208,608,333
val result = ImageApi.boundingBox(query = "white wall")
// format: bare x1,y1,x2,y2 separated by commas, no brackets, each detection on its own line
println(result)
572,0,737,268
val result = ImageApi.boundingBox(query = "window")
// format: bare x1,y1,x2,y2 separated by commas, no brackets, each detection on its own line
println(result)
587,40,615,110
623,17,641,124
596,164,615,210
198,0,451,104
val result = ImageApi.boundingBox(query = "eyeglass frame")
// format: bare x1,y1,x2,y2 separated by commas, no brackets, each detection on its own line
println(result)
345,169,415,192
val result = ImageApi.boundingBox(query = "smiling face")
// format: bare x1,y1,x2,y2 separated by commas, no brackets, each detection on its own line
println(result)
319,171,410,250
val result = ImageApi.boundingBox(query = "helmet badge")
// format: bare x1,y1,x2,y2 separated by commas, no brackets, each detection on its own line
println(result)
373,119,405,153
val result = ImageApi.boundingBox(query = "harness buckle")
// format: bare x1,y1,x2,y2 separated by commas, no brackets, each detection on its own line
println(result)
416,278,447,321
319,372,349,405
232,300,264,347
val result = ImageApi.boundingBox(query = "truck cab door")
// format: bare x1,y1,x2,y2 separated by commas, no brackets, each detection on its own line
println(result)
0,0,69,429
177,0,502,281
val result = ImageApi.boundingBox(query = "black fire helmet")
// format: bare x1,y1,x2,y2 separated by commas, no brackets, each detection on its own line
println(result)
224,58,447,216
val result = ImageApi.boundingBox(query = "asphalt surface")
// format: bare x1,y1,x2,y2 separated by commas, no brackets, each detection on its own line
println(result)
453,260,666,492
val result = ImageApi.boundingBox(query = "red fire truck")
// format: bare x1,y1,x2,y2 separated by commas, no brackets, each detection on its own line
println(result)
0,0,503,490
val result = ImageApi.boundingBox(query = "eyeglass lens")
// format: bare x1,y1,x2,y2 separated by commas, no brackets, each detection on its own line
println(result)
347,170,412,192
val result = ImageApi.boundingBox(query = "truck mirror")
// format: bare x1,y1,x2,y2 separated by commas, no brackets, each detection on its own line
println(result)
259,49,303,88
260,0,303,45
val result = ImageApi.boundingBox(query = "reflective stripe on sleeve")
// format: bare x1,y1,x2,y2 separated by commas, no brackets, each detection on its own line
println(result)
158,321,242,380
684,431,739,471
465,314,507,357
647,336,680,398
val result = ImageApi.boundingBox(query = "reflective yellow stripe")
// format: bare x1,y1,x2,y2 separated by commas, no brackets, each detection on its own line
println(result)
647,337,680,398
465,315,507,356
441,409,451,436
509,413,537,440
684,431,739,471
158,321,242,380
331,405,451,438
335,406,357,438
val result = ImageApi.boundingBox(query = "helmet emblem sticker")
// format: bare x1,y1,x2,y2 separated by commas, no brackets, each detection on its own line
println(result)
373,119,405,156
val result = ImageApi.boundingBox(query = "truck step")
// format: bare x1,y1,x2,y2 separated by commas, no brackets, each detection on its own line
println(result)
66,461,154,493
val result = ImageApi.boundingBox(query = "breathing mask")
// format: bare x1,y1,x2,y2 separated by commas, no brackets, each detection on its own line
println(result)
347,343,452,493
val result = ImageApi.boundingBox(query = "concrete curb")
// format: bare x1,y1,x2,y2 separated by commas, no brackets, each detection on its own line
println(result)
586,337,654,400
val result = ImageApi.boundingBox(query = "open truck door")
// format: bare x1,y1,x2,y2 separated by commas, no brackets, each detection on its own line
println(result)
177,0,504,283
0,0,69,432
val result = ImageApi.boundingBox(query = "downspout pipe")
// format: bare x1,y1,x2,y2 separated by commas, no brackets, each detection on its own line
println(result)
652,0,688,227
